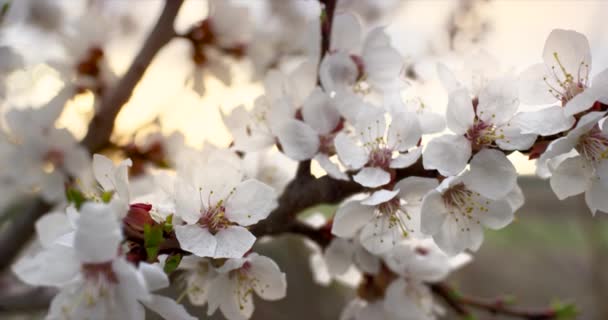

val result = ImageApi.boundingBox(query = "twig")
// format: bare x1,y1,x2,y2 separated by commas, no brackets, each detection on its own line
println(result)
431,283,472,317
81,0,184,153
0,199,51,272
319,0,337,59
432,283,559,319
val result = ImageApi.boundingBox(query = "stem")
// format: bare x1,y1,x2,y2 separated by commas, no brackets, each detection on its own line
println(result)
432,283,558,319
81,0,184,153
0,199,51,272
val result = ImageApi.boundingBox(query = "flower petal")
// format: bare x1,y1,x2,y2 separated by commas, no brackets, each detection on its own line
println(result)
315,153,349,180
463,149,517,200
332,201,373,238
387,112,421,152
390,147,421,169
513,105,575,136
324,238,355,276
143,294,197,320
423,134,471,176
74,203,122,263
175,224,217,258
542,29,591,82
550,156,591,200
302,87,341,135
335,132,368,170
420,191,448,235
361,189,400,206
477,76,519,125
248,253,287,300
395,176,439,206
446,88,475,134
276,119,320,161
226,179,277,226
213,226,256,258
353,167,391,188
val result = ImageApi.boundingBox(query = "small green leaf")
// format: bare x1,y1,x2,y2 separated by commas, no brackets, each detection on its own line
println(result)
0,2,11,21
462,314,477,320
101,191,114,203
163,214,174,233
163,253,182,274
143,223,164,262
65,188,86,209
551,301,578,320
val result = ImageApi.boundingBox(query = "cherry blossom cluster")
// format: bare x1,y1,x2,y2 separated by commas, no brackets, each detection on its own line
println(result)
0,1,606,320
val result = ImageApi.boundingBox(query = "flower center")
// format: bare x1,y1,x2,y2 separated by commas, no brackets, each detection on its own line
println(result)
198,203,230,234
42,149,64,173
81,261,118,284
465,120,504,150
319,133,337,155
375,197,413,237
228,261,271,311
369,147,393,168
576,127,608,164
544,52,589,105
442,183,487,231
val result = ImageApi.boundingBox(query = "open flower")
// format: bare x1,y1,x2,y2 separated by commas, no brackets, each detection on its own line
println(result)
539,112,608,214
174,160,277,258
320,12,404,96
335,108,422,188
332,176,437,254
276,86,348,179
93,153,132,213
420,150,520,255
519,29,608,116
207,253,287,320
13,203,194,320
423,76,535,176
3,96,89,201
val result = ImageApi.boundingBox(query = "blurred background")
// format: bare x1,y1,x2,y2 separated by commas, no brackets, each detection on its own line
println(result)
1,0,608,319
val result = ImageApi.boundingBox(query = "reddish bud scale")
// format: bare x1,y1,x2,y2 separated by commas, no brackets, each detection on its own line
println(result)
124,203,156,232
350,55,366,81
81,261,118,284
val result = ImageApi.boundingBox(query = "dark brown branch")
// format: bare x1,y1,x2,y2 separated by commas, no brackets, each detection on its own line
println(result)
432,283,559,319
81,0,184,153
431,283,472,317
319,0,337,59
0,199,51,272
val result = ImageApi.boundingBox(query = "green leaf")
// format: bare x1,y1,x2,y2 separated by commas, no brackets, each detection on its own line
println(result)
65,188,86,209
0,2,10,21
163,253,182,274
143,223,164,262
551,301,578,320
163,214,174,233
101,191,114,203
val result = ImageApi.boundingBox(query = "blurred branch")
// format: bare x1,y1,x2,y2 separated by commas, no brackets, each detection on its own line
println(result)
319,0,337,61
432,283,561,319
0,199,51,272
82,0,184,153
0,274,55,313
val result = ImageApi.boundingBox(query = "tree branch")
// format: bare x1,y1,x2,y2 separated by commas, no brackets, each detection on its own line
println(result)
432,283,560,319
0,199,51,272
81,0,184,153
